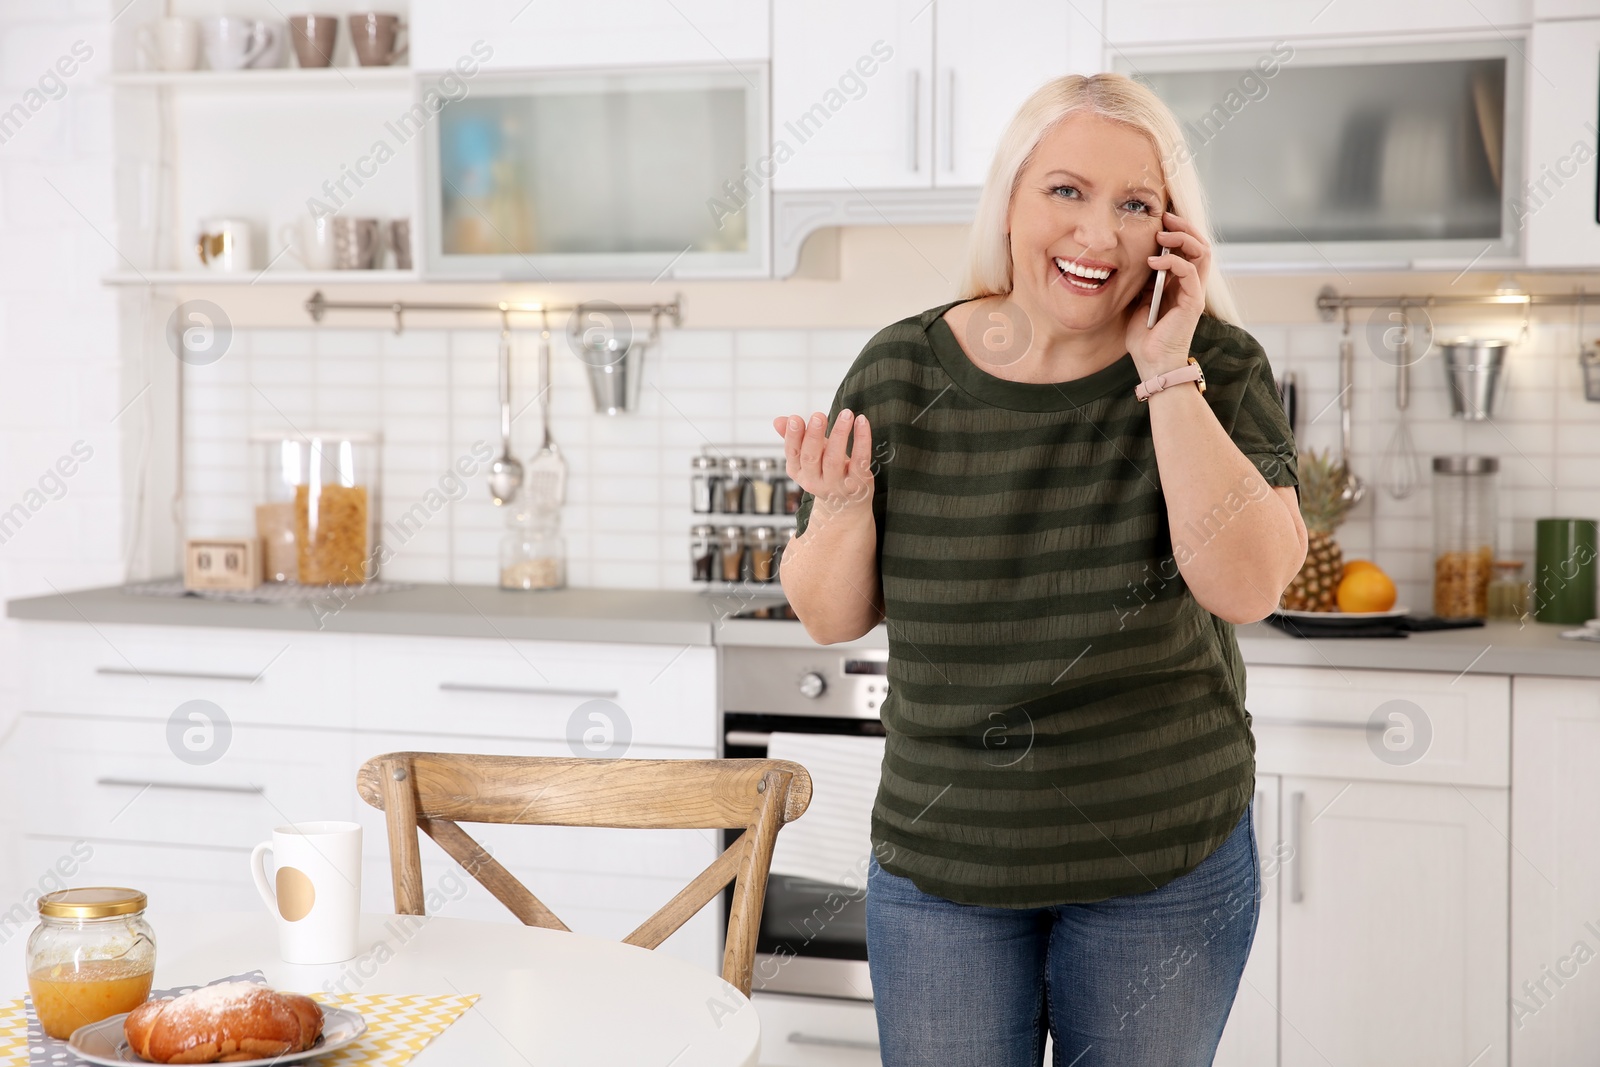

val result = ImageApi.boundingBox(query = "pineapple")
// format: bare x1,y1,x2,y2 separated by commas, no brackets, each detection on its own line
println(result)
1279,449,1357,612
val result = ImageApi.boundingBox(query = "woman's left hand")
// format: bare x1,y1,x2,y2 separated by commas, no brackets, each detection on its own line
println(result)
1126,210,1211,379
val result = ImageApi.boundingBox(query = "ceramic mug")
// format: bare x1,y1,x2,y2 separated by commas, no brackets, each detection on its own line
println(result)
348,12,407,67
288,13,338,68
250,821,362,964
332,217,382,269
279,216,337,271
136,17,200,72
246,19,288,68
388,218,412,270
196,218,254,272
201,17,276,71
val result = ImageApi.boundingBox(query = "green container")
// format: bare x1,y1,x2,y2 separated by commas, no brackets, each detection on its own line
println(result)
1533,518,1599,624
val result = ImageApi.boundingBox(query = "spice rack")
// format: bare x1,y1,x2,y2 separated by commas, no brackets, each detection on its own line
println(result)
688,445,797,591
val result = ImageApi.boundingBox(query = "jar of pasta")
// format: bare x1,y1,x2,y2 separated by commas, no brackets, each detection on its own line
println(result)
289,432,380,585
1432,455,1498,618
26,888,155,1040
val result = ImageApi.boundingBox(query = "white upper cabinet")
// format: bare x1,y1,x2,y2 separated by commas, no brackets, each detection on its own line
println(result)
412,0,769,71
1523,18,1600,268
933,0,1077,187
771,0,932,190
1106,0,1532,45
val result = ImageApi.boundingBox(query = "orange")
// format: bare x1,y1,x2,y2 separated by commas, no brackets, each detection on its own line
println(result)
1342,559,1380,579
1337,566,1397,613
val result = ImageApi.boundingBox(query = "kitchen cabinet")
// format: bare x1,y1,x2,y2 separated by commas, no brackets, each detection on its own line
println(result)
1278,778,1508,1067
1522,19,1600,268
1509,676,1600,1066
1214,777,1281,1067
411,0,768,71
1105,0,1531,45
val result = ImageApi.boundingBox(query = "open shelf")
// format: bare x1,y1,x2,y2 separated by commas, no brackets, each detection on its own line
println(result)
109,67,413,89
102,270,421,287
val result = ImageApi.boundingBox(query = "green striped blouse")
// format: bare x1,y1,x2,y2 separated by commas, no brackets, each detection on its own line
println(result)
794,300,1300,908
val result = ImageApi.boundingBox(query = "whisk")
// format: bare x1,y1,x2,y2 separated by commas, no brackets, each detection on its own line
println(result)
1380,307,1422,499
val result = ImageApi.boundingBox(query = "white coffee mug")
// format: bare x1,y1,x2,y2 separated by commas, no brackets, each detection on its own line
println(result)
201,17,276,71
278,216,337,271
196,218,254,272
137,18,200,72
251,820,362,964
246,20,288,68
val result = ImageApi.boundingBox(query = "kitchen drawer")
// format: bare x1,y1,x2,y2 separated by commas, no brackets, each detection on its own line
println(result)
752,992,881,1067
1247,666,1509,786
351,635,716,749
23,836,262,914
19,713,355,848
21,623,353,728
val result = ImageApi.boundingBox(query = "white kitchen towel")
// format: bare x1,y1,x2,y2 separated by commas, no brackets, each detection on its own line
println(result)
765,732,886,887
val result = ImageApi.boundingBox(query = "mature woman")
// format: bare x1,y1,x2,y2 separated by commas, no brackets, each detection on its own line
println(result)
772,73,1308,1066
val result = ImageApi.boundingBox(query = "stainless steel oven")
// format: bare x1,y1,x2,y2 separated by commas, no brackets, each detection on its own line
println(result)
721,642,887,1003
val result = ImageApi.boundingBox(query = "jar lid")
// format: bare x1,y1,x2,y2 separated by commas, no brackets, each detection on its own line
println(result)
39,887,147,919
1433,455,1499,474
691,524,715,536
249,430,380,444
1492,559,1526,573
691,456,717,471
752,457,779,474
719,525,746,539
723,456,747,472
750,525,776,538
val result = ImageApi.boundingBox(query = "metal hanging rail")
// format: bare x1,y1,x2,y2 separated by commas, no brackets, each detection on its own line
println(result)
1315,284,1597,321
304,290,684,334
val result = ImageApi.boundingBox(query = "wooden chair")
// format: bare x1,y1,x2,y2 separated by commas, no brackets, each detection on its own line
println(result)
355,752,812,996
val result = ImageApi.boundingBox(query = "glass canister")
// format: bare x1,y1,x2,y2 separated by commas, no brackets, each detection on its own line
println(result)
749,458,779,516
26,888,155,1040
721,457,747,514
251,433,300,583
1432,455,1499,618
500,507,566,590
1487,559,1531,620
255,432,380,586
718,525,745,583
691,524,716,582
690,456,719,514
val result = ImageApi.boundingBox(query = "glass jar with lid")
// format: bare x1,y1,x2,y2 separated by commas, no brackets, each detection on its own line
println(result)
500,507,566,590
1487,559,1530,620
1432,455,1498,618
718,525,746,583
748,525,777,581
720,457,747,514
691,524,717,582
749,458,780,515
690,456,719,514
27,888,156,1039
255,432,381,585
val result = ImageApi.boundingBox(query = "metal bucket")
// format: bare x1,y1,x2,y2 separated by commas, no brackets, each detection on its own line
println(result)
1439,338,1509,420
577,337,644,416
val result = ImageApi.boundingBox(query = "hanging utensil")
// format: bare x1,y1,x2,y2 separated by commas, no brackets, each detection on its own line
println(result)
1380,308,1421,499
1337,311,1366,507
487,307,523,506
526,308,567,511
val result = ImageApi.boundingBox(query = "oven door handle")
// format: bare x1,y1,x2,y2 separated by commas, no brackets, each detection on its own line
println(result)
724,730,772,747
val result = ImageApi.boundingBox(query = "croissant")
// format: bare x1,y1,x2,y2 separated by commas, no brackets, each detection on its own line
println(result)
123,983,323,1064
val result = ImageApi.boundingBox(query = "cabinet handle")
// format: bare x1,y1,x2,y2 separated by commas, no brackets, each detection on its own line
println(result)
724,730,771,747
438,682,620,699
907,69,921,172
97,667,259,683
96,777,265,795
945,68,956,171
1290,790,1305,903
787,1032,880,1051
1252,715,1383,732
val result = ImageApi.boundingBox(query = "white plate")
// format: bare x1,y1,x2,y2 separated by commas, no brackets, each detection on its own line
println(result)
1274,606,1411,621
68,1005,366,1065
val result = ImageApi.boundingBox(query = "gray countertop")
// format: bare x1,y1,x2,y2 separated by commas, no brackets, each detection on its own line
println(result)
8,585,1599,678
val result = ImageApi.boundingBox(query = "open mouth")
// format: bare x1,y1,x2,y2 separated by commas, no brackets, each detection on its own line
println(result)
1053,256,1115,292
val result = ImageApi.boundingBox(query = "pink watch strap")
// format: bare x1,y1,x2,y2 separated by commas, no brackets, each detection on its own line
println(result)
1135,360,1203,402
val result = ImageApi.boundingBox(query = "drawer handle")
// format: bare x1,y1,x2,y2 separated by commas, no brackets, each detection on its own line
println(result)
724,730,771,747
96,777,265,796
97,667,260,683
438,682,620,699
787,1031,880,1051
1290,790,1305,904
1253,715,1383,732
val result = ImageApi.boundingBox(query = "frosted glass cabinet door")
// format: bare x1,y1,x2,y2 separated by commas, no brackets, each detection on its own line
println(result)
422,67,768,279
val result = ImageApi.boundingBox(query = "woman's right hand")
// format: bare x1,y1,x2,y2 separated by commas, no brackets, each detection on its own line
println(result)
772,409,875,514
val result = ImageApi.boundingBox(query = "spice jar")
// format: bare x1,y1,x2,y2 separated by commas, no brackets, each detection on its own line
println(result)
690,456,718,514
784,479,804,515
774,526,797,581
749,458,779,516
749,525,777,582
691,524,717,582
1487,559,1531,620
500,507,566,590
718,525,746,583
285,431,380,585
1432,455,1498,618
27,888,155,1040
721,457,747,514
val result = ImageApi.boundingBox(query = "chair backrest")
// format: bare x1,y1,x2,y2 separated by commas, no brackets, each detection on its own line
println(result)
355,752,812,996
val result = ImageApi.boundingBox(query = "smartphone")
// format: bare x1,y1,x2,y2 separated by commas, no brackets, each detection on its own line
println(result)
1146,267,1168,329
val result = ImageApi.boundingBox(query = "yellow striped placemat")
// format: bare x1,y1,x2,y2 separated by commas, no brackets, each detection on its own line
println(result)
308,992,478,1067
0,998,27,1066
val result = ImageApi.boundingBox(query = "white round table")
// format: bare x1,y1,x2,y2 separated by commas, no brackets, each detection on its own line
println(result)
10,912,760,1067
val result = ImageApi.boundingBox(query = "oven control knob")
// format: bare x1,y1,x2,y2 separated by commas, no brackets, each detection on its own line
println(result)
798,672,827,699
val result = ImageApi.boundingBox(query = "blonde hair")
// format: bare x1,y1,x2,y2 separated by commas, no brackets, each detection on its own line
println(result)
960,73,1241,325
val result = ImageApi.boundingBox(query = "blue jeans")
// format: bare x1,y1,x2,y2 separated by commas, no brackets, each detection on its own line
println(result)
866,805,1259,1067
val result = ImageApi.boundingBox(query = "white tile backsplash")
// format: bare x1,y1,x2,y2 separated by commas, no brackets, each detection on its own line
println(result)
183,319,1600,602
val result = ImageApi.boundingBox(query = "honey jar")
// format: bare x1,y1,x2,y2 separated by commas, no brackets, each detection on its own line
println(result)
26,888,155,1039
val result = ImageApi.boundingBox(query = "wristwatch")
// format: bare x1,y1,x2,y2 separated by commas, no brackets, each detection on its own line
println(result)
1135,356,1206,402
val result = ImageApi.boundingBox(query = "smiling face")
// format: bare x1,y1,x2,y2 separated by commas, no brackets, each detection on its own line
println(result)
1006,111,1167,338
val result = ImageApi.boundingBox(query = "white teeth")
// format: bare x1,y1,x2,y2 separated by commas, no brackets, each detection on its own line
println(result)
1054,257,1111,281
